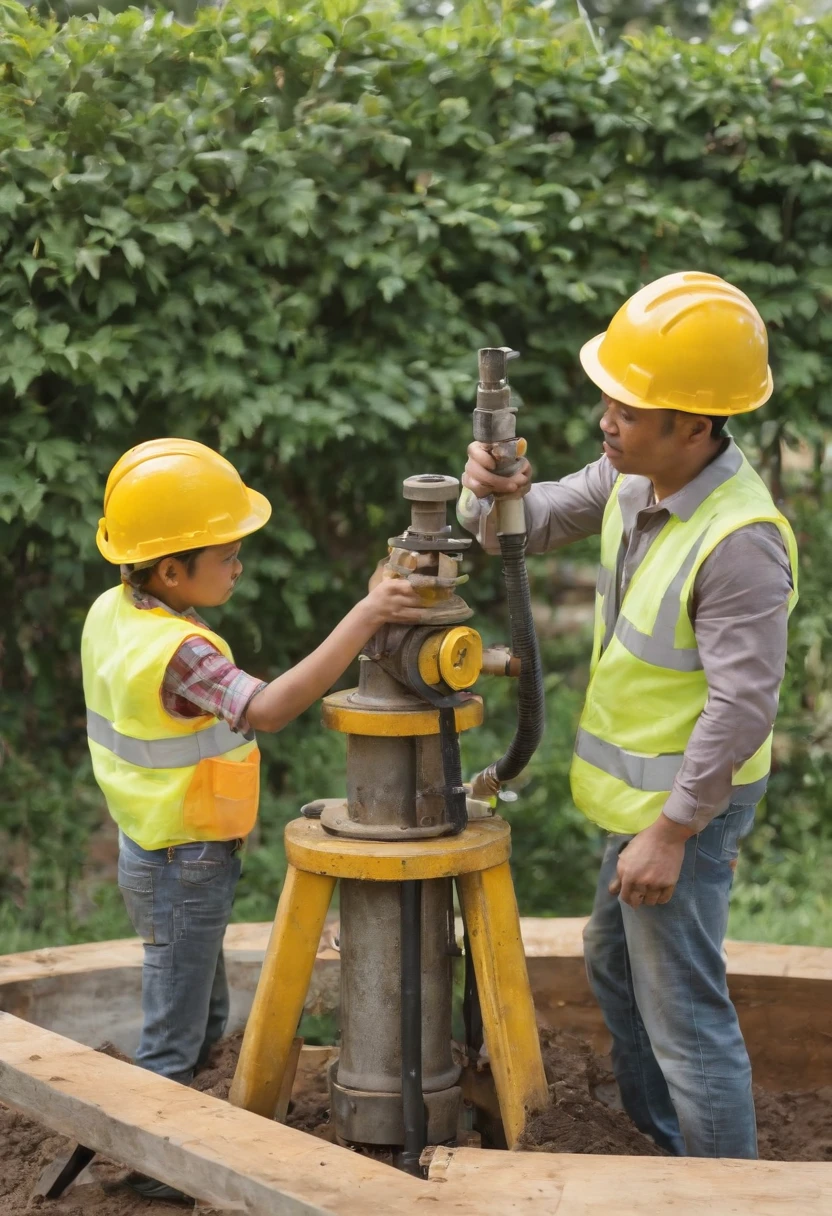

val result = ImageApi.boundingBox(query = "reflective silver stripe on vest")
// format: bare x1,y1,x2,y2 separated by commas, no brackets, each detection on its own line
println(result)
613,533,708,672
87,709,252,769
575,728,683,792
596,565,617,652
576,729,770,801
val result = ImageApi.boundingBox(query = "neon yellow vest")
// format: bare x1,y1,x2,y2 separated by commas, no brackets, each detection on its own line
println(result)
569,454,798,834
82,586,260,850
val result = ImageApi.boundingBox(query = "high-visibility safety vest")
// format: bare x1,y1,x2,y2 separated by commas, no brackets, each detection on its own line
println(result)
82,586,260,851
569,451,798,835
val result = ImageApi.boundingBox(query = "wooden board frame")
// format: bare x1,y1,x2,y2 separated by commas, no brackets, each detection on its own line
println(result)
1,1014,831,1215
2,920,832,1213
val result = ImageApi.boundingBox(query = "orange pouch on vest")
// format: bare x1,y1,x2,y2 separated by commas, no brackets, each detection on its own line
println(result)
183,748,260,839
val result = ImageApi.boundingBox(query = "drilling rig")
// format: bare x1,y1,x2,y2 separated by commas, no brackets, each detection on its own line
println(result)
230,348,548,1171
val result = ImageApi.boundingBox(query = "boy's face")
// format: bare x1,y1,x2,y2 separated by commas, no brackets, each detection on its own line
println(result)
154,542,243,610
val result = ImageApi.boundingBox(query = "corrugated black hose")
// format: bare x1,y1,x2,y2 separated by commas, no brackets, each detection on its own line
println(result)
493,532,545,784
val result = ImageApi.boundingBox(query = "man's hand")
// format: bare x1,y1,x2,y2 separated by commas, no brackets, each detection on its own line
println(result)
610,814,696,908
462,441,532,500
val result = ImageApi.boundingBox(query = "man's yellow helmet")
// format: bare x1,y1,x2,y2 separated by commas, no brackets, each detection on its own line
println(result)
580,271,773,416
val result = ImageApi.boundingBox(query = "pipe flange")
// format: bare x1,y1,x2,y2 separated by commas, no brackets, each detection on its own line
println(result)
403,474,459,502
320,801,456,841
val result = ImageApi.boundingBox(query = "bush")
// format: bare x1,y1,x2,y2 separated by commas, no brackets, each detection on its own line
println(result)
1,0,831,947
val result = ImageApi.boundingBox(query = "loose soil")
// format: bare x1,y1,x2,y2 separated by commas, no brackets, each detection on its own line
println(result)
2,1029,830,1213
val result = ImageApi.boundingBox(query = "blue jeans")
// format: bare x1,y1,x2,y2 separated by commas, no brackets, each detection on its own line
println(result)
118,832,242,1083
583,805,757,1158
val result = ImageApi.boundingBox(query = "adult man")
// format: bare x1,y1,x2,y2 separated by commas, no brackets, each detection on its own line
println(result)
459,272,798,1159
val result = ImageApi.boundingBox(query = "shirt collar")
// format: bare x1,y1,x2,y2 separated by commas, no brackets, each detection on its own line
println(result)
617,437,743,527
125,583,206,626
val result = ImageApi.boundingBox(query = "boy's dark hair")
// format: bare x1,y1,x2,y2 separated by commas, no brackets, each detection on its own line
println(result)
123,547,207,591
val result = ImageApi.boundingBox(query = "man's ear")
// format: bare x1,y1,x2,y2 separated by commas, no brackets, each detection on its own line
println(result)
687,415,712,444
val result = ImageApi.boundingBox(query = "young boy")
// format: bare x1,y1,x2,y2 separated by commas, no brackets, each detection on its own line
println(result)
82,438,422,1201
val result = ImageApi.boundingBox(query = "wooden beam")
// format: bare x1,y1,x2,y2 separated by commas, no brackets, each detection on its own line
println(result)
4,919,832,1089
0,1013,425,1215
428,1146,832,1215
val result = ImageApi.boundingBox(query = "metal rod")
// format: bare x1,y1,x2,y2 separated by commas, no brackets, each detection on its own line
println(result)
457,883,484,1059
399,879,427,1176
36,1144,96,1199
438,707,468,835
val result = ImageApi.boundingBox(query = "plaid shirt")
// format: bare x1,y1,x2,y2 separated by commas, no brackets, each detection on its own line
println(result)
130,588,266,731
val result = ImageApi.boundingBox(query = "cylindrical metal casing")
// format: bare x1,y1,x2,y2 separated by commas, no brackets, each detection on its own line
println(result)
332,877,461,1145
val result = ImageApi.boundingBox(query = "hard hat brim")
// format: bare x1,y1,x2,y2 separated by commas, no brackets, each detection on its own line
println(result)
579,332,773,416
96,486,272,565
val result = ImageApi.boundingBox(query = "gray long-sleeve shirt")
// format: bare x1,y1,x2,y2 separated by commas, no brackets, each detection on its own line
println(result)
458,439,794,832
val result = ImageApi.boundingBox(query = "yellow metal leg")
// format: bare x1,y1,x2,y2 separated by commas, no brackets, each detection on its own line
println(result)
229,865,336,1117
458,861,549,1148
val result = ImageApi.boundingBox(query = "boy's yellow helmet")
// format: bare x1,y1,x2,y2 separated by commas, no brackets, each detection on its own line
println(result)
97,438,272,564
579,271,773,416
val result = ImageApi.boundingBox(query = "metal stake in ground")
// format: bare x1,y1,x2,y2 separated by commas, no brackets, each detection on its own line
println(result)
34,1143,96,1199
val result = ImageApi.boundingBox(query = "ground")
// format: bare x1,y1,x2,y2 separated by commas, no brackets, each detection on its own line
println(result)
2,1028,831,1214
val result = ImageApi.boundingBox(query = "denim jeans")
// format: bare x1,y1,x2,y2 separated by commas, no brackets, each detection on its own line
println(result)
118,832,242,1083
582,804,757,1159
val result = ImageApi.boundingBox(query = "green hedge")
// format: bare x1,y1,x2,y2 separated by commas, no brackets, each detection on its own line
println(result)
1,0,831,947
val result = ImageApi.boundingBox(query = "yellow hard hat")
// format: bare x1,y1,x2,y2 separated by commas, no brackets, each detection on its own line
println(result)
96,438,272,564
579,271,773,416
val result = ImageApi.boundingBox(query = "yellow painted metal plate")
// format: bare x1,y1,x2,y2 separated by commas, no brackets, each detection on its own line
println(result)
284,815,511,881
417,632,443,687
321,693,483,737
439,626,482,690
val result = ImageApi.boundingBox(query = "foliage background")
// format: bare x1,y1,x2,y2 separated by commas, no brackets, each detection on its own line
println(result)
1,0,831,953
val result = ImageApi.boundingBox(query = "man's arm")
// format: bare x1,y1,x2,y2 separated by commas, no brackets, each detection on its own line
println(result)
663,522,793,830
613,522,793,907
458,443,617,555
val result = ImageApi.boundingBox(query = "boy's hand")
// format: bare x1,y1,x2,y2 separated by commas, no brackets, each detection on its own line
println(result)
462,441,532,500
360,577,425,627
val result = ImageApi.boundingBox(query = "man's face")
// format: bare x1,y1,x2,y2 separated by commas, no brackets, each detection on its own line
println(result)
599,394,691,479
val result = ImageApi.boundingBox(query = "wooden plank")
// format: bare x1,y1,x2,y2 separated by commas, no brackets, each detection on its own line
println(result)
0,1013,425,1216
4,919,832,1089
0,921,337,986
4,917,828,986
428,1146,832,1215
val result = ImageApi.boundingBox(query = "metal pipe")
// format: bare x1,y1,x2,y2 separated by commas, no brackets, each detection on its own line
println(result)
458,888,484,1058
469,348,546,798
438,707,468,835
400,880,427,1176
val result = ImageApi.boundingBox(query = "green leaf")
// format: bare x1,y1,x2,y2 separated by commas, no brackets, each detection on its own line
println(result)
142,222,194,251
119,238,145,268
0,183,25,214
295,33,333,60
76,247,105,280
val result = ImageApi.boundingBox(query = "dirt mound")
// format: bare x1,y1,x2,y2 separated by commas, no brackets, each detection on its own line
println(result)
755,1085,832,1162
3,1028,831,1213
518,1029,666,1155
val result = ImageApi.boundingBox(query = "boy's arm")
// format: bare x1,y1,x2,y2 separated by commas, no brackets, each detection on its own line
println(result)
245,579,423,733
458,442,616,555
